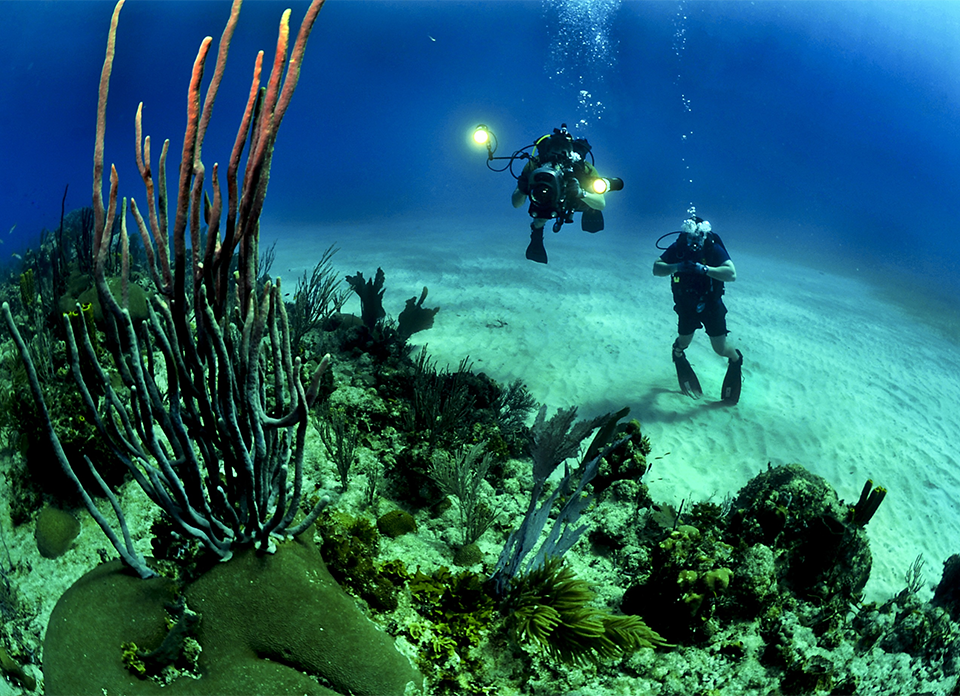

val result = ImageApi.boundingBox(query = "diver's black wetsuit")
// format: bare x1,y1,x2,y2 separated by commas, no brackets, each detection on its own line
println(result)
659,232,731,337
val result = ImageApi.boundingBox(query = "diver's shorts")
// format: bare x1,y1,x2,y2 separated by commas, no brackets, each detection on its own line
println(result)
675,300,728,337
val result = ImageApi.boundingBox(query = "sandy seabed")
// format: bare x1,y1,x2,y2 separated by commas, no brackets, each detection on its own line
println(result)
268,215,960,605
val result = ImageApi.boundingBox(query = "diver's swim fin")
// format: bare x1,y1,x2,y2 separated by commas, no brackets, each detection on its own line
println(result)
673,348,702,399
581,208,604,233
526,227,548,264
721,350,744,404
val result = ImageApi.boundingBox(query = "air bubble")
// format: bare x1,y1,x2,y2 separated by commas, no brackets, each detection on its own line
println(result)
544,0,621,127
675,0,697,193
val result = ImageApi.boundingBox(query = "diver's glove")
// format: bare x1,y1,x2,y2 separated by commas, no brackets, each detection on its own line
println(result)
677,261,709,275
565,178,584,200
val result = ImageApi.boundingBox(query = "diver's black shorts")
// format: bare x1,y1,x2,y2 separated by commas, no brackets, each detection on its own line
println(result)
675,300,728,337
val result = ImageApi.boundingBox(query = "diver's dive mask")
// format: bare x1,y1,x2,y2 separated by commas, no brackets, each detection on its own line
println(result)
681,217,711,254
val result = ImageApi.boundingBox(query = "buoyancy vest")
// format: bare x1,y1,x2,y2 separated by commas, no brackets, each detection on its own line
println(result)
671,232,727,306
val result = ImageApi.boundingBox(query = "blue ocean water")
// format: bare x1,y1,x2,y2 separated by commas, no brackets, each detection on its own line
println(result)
0,0,958,299
2,5,959,692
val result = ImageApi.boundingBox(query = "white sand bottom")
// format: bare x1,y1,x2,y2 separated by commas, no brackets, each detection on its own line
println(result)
267,216,960,603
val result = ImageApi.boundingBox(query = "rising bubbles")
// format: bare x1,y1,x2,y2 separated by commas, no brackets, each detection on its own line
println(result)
674,1,696,198
544,0,621,128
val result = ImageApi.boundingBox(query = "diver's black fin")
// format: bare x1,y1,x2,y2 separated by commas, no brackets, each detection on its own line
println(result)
581,208,604,233
526,227,548,264
673,349,702,399
721,350,744,404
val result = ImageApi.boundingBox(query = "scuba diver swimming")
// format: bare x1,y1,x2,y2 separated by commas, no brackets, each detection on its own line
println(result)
653,214,744,404
473,123,623,264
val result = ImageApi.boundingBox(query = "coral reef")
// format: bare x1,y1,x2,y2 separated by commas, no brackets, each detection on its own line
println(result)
3,267,960,694
43,531,421,695
287,244,350,354
727,463,872,605
428,441,497,548
408,566,496,694
319,512,408,612
621,464,873,645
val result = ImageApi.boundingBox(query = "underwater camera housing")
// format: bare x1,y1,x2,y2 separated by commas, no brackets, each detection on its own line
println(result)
528,162,578,218
473,122,623,233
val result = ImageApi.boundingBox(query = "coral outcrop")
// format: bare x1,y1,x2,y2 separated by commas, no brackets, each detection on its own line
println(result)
43,531,421,695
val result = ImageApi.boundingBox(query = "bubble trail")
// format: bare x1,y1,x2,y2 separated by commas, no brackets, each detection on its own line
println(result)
544,0,621,128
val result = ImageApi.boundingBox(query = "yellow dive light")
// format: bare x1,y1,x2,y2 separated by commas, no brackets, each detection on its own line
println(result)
591,177,624,195
472,124,498,159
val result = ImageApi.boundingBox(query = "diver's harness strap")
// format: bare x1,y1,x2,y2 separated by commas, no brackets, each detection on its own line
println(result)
671,232,726,306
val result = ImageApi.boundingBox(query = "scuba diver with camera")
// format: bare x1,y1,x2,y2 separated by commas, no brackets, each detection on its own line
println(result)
653,214,744,404
473,122,623,264
511,125,611,263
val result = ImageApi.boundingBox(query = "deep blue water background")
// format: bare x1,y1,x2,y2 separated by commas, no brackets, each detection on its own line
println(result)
1,0,958,300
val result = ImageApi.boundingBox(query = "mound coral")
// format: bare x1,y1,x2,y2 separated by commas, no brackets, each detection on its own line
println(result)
43,531,421,695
